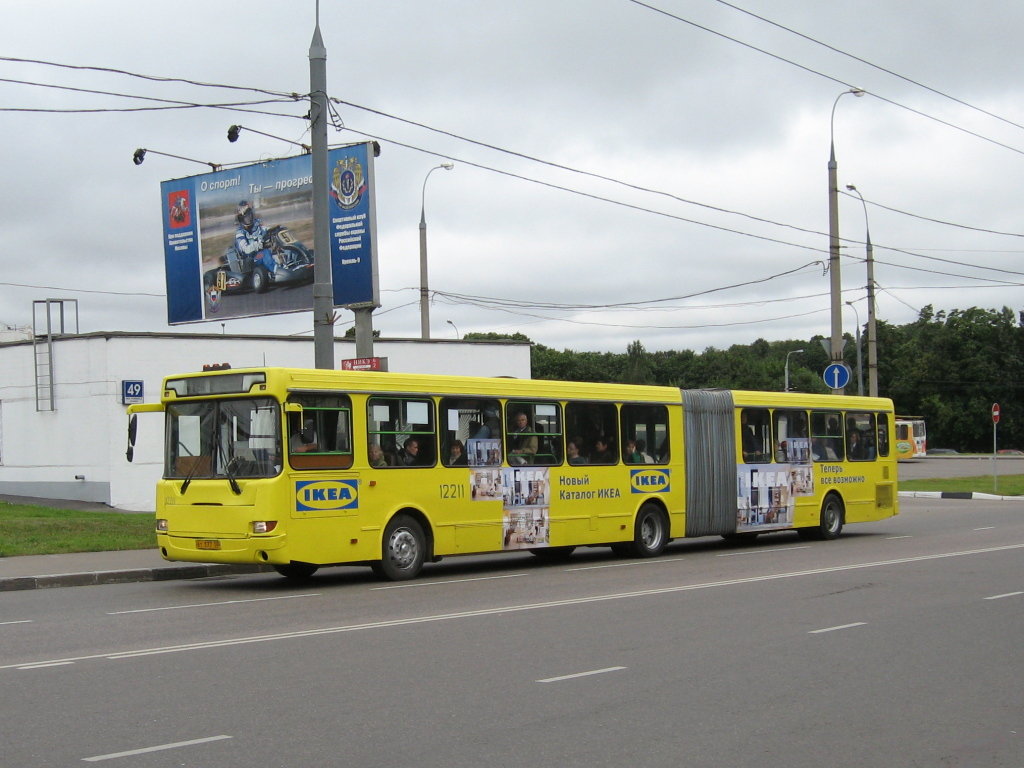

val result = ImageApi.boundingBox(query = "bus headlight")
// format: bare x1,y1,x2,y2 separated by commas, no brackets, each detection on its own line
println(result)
252,521,278,534
156,519,168,532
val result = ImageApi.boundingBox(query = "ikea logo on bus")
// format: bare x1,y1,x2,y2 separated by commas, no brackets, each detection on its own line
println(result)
630,469,670,494
295,480,359,511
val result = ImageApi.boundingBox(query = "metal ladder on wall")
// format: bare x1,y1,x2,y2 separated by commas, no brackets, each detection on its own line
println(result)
32,299,79,411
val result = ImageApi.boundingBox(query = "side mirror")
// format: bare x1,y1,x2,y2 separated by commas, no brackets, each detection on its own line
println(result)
126,414,137,463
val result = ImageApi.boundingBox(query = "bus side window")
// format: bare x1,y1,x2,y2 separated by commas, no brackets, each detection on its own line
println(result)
772,409,809,463
845,412,876,461
505,401,562,466
621,404,668,464
286,394,353,470
811,411,844,462
740,408,770,463
440,397,502,467
565,401,618,465
367,396,437,468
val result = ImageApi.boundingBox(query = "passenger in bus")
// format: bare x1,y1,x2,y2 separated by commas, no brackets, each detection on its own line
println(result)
290,418,318,453
847,430,866,460
367,442,387,468
508,411,538,464
448,439,468,466
636,439,655,463
590,435,615,463
624,439,644,464
812,438,839,461
400,437,423,466
567,437,588,465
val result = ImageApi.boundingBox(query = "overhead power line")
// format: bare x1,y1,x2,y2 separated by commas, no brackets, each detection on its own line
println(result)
625,0,1024,158
711,0,1024,135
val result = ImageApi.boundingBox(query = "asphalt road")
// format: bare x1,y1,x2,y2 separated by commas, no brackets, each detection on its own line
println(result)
3,497,1022,767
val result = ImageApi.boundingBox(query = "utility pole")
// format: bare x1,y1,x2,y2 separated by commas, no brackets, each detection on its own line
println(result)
309,14,334,370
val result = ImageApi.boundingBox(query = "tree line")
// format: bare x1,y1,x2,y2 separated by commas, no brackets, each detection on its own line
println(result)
467,305,1023,452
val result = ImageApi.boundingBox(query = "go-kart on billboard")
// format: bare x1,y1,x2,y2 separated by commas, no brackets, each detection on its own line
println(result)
160,142,379,324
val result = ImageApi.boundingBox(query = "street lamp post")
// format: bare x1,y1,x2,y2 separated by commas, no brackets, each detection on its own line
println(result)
845,301,864,396
446,319,460,339
827,87,864,392
784,348,804,392
846,184,878,397
419,162,454,340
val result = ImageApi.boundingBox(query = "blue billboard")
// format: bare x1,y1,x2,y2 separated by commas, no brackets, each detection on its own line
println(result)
159,142,379,324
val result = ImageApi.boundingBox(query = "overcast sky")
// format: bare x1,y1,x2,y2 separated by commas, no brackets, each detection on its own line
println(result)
3,0,1023,356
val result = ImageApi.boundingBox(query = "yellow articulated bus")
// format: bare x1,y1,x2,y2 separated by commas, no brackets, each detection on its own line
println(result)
127,367,898,581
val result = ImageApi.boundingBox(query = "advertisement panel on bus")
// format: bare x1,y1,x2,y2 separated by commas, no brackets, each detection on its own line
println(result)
159,142,379,324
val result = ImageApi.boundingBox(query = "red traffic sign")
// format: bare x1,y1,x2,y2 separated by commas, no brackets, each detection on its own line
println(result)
992,403,1000,424
341,356,386,371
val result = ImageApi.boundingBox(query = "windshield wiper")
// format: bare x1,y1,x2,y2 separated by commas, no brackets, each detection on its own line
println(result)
214,428,242,496
223,459,243,495
180,456,201,495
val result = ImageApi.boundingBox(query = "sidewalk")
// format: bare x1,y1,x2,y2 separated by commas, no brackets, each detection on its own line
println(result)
0,548,272,592
0,495,272,592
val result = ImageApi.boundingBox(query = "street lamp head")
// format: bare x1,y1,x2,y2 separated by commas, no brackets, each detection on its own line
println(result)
440,162,454,170
227,125,241,143
850,88,865,97
132,148,146,166
846,184,857,192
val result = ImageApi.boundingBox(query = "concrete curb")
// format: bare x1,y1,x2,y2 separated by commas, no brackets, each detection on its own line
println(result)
0,563,274,593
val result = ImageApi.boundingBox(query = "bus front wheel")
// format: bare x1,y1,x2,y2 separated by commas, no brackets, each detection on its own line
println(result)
630,503,668,557
799,495,845,541
373,514,427,581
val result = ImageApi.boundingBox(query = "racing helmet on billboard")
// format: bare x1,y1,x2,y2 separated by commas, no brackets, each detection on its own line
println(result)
235,201,255,230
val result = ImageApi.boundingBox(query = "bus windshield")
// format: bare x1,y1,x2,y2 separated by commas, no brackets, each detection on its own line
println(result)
166,397,281,480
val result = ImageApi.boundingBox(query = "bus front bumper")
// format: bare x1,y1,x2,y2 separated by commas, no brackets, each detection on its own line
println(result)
157,532,288,565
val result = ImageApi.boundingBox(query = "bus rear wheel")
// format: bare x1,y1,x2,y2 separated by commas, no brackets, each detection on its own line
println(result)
630,503,668,557
798,495,845,541
373,514,426,581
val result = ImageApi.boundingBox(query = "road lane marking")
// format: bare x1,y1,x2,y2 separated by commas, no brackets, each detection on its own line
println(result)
0,620,33,626
18,661,74,670
106,594,320,615
567,558,685,572
984,591,1023,601
537,666,626,683
5,542,1024,671
371,574,528,590
717,546,809,557
885,536,912,540
808,622,867,634
974,526,996,531
82,735,231,762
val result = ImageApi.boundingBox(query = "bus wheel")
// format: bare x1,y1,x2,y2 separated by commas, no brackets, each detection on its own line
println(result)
799,495,845,541
630,503,668,557
529,546,576,561
375,514,426,581
273,563,319,579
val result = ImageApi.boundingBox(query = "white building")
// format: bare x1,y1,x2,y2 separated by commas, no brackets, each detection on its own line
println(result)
0,331,531,511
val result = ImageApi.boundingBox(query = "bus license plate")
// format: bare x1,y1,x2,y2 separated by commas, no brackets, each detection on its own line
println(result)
196,539,221,550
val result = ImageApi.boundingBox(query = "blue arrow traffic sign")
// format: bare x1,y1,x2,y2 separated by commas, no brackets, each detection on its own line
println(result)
822,363,852,390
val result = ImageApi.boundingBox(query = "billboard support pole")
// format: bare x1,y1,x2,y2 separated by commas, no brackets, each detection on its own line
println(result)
309,17,334,370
